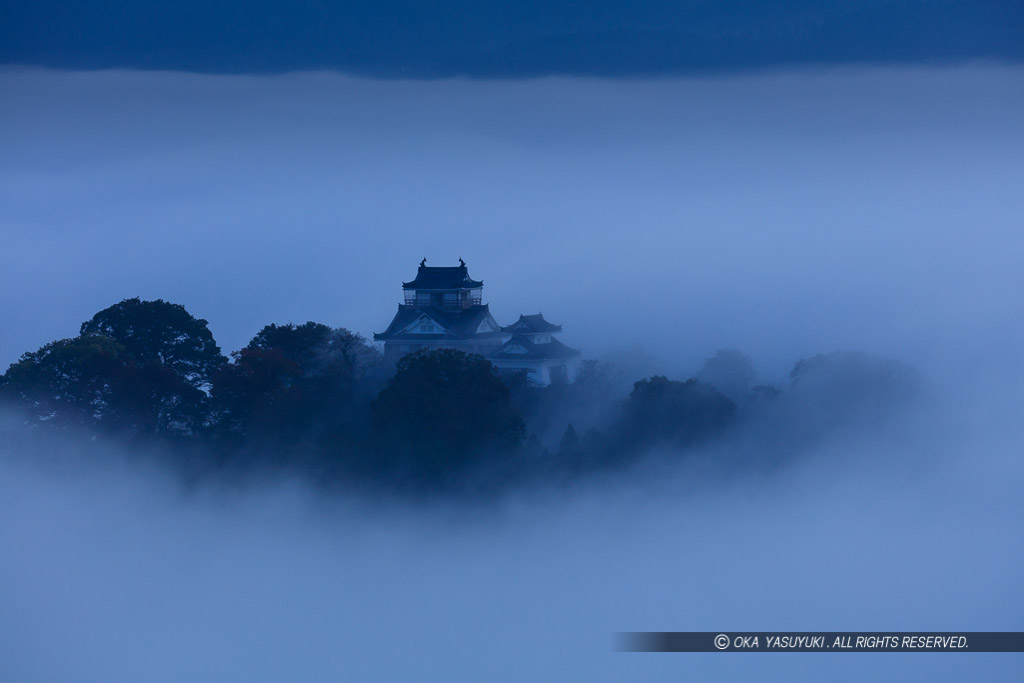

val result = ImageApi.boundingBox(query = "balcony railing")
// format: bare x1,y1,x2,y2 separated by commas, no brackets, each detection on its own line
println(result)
404,292,483,308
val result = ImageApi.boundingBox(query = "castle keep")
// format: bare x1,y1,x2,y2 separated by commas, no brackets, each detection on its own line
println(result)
374,259,580,384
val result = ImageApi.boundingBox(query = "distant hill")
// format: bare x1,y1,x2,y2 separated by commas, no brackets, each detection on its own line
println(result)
2,0,1021,77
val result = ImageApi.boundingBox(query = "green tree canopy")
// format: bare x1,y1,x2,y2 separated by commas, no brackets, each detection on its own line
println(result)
211,322,381,445
80,298,225,389
618,375,736,451
246,322,380,387
372,348,524,483
695,348,757,403
1,335,132,429
210,347,305,438
786,351,923,431
1,334,205,435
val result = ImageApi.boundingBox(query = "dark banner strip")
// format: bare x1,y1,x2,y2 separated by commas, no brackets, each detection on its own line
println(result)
617,632,1024,653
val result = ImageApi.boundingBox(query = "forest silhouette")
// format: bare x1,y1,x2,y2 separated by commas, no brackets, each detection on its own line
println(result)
0,298,921,492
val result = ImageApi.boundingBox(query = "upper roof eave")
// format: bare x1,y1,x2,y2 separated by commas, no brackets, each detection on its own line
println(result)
402,263,483,290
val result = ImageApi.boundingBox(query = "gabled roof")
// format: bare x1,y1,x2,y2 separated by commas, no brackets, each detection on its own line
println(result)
488,334,580,361
396,312,454,337
374,304,503,341
403,262,483,290
500,313,562,334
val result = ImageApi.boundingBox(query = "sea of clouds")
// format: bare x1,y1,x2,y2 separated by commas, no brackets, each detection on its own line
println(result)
1,64,1022,680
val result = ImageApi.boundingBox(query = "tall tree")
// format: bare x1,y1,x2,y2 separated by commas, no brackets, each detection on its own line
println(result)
210,347,305,439
786,351,922,431
616,375,736,452
372,349,524,483
1,335,133,429
695,349,757,403
557,422,582,460
246,322,381,393
211,322,382,447
80,298,225,389
0,334,205,435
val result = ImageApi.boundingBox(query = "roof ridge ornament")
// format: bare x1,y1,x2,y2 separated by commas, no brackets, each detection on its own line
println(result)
459,257,465,267
420,257,426,267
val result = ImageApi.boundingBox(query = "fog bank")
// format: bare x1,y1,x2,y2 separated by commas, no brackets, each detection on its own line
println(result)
1,373,1021,680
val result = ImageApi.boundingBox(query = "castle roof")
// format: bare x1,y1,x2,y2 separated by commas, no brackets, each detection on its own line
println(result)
403,262,483,290
500,313,562,334
489,334,580,361
374,304,502,342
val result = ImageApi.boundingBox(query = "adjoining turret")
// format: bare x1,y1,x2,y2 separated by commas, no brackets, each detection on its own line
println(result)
500,313,563,344
491,313,580,384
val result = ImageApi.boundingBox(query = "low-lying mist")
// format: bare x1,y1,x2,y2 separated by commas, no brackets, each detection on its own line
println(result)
1,364,1021,680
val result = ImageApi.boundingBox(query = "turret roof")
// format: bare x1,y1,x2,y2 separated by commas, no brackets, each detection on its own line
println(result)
500,313,562,334
489,334,580,361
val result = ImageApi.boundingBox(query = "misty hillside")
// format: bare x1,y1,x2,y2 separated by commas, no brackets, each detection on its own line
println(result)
1,297,924,494
2,1,1021,75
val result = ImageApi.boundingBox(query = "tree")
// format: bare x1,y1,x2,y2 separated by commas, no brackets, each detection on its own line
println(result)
1,335,133,429
371,349,525,483
557,422,582,460
209,347,305,438
0,334,205,435
246,322,381,394
247,322,333,370
1,297,227,437
80,298,225,390
695,349,756,403
616,375,736,451
786,351,922,430
210,322,382,453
